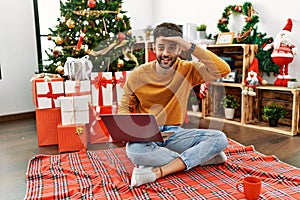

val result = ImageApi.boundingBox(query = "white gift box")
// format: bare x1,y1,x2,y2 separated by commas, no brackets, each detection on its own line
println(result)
115,71,131,105
59,96,89,125
35,79,64,109
91,72,113,106
64,55,93,81
64,80,91,102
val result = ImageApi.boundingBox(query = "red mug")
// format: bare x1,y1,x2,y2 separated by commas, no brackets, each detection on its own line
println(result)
236,176,262,200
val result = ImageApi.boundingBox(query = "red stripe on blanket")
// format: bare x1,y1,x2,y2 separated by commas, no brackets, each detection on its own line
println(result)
25,139,300,199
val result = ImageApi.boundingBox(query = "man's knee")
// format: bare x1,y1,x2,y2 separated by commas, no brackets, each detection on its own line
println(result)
215,130,228,149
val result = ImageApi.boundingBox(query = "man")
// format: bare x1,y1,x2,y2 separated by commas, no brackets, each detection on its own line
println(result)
118,22,231,187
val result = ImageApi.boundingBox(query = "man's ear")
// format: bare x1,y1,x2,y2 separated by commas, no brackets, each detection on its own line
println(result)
152,43,156,53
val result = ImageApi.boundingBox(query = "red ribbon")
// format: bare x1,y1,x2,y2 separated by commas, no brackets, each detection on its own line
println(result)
91,73,113,106
36,82,64,108
77,27,86,50
65,81,91,97
115,71,127,88
75,81,81,94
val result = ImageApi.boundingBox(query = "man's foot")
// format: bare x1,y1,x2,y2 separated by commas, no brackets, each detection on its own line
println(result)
130,166,156,188
202,151,227,165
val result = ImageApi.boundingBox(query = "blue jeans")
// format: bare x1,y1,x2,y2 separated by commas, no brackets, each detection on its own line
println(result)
126,126,228,170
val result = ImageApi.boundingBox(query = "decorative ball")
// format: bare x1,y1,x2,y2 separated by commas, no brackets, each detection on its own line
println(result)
66,18,75,29
47,35,52,40
234,5,242,12
55,65,64,74
53,49,60,58
89,20,96,27
55,36,64,45
221,18,227,23
117,32,126,41
116,13,123,20
118,59,124,68
87,0,96,8
245,16,252,22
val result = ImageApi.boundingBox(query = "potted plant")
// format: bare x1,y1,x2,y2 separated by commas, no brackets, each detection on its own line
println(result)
144,25,153,41
220,95,239,119
263,103,288,127
196,24,207,40
190,96,199,112
287,78,298,89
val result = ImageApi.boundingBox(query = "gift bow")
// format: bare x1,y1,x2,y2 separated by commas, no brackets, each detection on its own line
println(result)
75,127,84,135
91,73,113,106
36,81,64,108
64,55,93,81
115,71,127,88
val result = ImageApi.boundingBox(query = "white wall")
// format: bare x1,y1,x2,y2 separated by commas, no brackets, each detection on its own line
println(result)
0,0,299,116
0,0,38,116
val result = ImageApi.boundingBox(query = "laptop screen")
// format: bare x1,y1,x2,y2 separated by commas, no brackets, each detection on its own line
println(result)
100,114,164,142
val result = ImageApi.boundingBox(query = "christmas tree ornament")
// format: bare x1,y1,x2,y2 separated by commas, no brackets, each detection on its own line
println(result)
77,27,86,50
47,35,52,40
55,35,64,45
102,18,108,35
66,18,75,29
73,10,118,18
242,58,267,96
117,32,126,41
263,18,298,86
59,16,66,23
87,0,96,8
116,13,123,20
55,65,64,74
53,48,60,58
117,58,124,68
88,20,95,27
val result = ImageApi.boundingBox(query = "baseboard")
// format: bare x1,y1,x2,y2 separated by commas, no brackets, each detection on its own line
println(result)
0,112,35,123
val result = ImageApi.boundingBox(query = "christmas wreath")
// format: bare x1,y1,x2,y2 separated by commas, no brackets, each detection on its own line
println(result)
217,2,259,43
217,2,279,75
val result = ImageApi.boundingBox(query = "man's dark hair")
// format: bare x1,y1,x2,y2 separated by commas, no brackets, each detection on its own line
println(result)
153,22,182,42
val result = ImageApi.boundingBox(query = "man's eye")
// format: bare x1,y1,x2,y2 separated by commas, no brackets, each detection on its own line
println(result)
169,47,176,52
157,46,165,51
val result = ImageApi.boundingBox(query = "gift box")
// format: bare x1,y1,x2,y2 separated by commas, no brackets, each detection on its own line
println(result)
33,76,64,109
35,108,61,146
88,104,111,144
115,71,131,105
59,96,89,125
57,123,87,153
64,55,93,81
91,72,113,106
64,80,91,102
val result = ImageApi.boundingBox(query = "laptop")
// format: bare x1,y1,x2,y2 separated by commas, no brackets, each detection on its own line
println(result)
100,114,164,142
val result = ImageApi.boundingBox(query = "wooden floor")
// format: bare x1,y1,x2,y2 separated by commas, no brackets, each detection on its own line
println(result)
1,116,300,200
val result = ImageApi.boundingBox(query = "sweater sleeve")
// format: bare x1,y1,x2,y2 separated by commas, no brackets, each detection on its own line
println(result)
191,45,231,83
117,70,139,114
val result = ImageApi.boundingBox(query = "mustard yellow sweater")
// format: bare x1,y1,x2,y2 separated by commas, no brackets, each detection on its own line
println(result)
118,46,231,126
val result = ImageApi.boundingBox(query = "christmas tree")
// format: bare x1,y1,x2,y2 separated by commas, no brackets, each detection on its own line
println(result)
41,0,141,77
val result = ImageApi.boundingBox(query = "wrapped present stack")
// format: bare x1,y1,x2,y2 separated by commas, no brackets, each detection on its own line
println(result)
31,55,132,152
32,74,64,146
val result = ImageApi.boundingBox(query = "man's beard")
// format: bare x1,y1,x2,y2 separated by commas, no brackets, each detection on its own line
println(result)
157,55,177,69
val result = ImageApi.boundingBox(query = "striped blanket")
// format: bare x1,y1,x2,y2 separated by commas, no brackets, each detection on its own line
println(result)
25,139,300,199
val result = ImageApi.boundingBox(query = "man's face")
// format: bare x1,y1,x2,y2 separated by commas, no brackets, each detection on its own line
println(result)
154,37,180,69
